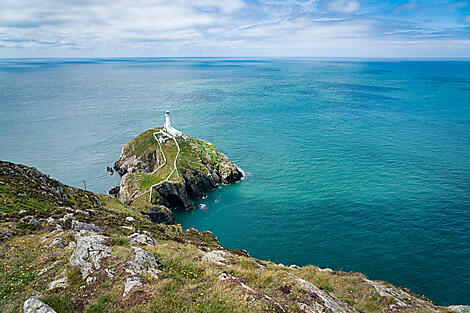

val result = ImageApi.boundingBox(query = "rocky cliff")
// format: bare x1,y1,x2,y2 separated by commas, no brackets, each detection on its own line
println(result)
113,127,243,214
2,160,467,313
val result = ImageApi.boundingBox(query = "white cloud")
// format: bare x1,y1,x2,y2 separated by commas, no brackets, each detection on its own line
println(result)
325,0,360,13
0,0,468,57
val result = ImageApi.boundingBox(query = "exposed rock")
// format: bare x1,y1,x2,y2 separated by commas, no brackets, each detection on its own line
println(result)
106,166,114,175
289,275,358,313
58,213,74,229
72,220,102,233
142,206,176,225
49,237,64,248
449,305,470,313
127,247,161,278
123,247,161,297
69,233,112,280
19,215,41,229
105,269,115,278
38,261,60,276
202,250,229,265
113,160,128,176
364,278,438,311
128,232,157,246
123,277,142,297
48,276,68,290
151,182,193,210
126,216,135,222
219,272,286,312
109,185,120,196
23,297,57,313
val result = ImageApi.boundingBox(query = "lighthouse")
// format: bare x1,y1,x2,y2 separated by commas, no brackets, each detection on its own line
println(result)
163,110,183,137
165,110,171,129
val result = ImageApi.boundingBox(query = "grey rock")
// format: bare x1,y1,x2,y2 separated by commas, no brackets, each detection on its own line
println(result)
23,297,57,313
123,277,142,297
19,215,40,228
128,232,157,246
142,206,175,225
449,306,470,313
49,237,64,248
125,216,135,222
48,277,67,290
71,220,101,233
202,250,228,265
69,233,111,280
123,247,161,296
127,247,161,278
290,275,358,313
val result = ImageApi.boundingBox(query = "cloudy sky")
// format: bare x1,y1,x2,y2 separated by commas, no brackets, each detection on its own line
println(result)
0,0,469,57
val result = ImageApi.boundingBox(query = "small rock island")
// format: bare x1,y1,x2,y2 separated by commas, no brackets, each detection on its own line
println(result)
111,111,243,223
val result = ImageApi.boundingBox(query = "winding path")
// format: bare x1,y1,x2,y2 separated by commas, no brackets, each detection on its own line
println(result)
147,130,181,202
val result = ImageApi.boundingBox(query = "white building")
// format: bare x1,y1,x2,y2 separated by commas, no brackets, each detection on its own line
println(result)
164,110,183,137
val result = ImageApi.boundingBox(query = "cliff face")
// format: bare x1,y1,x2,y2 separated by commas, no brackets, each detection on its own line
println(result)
0,160,462,313
113,127,243,213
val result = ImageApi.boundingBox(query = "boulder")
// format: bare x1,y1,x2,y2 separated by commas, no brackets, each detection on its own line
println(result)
23,297,57,313
128,232,157,246
71,220,102,233
202,250,229,265
48,277,68,290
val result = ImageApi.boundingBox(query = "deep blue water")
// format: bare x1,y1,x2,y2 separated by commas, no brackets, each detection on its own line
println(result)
1,58,469,305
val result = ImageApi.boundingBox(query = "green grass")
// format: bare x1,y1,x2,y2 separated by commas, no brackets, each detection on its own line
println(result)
85,294,113,313
122,128,160,159
66,266,84,288
0,184,54,213
41,295,75,313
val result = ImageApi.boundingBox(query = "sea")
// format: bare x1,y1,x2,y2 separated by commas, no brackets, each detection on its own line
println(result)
1,58,469,305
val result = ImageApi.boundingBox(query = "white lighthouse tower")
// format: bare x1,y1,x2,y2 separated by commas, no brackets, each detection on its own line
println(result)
163,110,183,137
165,110,171,130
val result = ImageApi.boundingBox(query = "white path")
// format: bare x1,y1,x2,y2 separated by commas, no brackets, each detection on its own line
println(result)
147,130,181,202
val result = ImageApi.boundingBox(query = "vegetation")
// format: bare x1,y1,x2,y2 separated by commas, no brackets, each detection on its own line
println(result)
0,160,453,313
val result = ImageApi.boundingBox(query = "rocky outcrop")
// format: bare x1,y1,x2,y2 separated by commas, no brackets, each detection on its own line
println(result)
449,306,470,313
151,182,193,209
123,247,161,297
23,297,57,313
108,185,120,196
141,205,176,225
69,232,112,281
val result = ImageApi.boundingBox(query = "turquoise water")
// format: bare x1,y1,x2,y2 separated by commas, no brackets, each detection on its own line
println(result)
1,58,469,305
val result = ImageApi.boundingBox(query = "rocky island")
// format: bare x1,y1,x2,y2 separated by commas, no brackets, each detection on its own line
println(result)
110,111,243,224
111,118,242,224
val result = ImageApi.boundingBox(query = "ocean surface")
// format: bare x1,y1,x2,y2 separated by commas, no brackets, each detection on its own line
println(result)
1,58,469,305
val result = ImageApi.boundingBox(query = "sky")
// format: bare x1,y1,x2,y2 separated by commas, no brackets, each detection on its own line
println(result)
0,0,469,57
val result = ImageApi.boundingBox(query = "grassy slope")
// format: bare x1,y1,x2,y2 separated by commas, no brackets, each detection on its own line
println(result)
0,161,449,313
